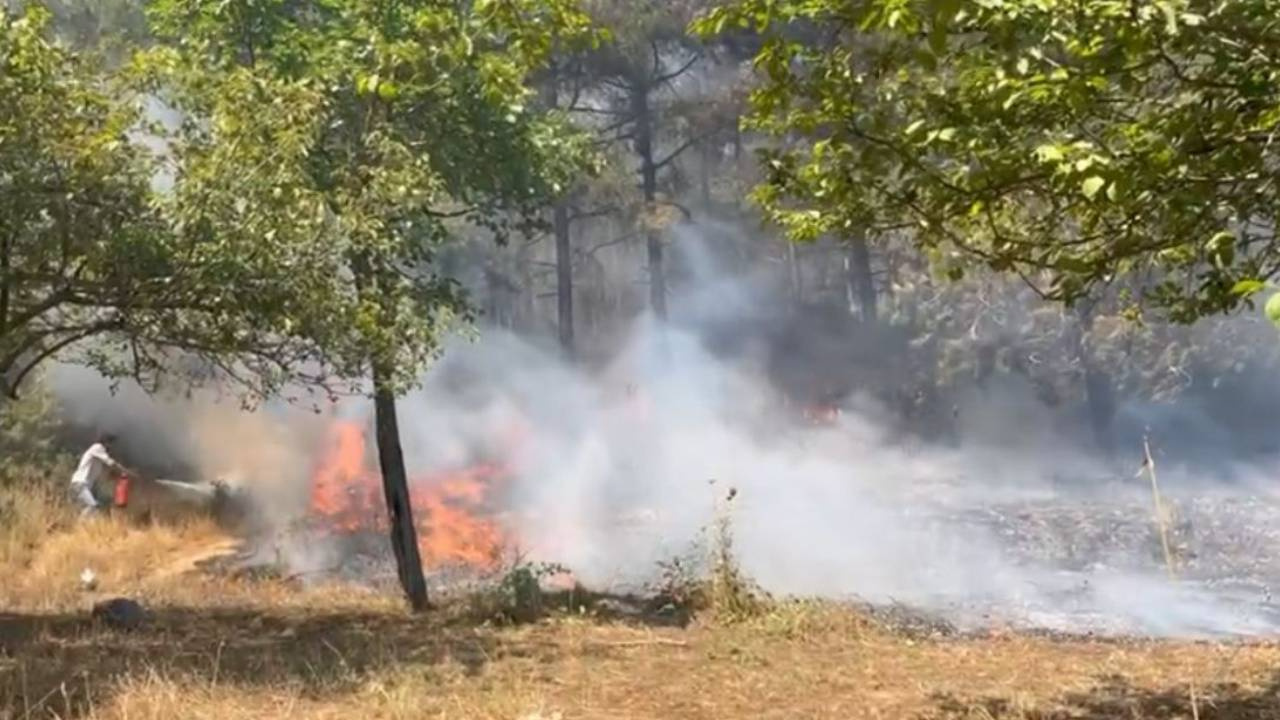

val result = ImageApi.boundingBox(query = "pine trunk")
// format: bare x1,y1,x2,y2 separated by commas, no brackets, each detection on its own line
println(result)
633,85,665,320
844,234,877,324
554,200,574,356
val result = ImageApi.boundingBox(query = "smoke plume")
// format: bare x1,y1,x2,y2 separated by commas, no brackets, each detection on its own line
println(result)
41,227,1280,639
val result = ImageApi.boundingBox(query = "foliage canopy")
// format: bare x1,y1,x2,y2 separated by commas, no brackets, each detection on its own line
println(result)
694,0,1280,323
1,0,597,402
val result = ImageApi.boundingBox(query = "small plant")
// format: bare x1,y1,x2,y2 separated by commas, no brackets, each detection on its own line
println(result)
705,484,767,622
650,482,767,623
469,560,570,625
653,551,704,611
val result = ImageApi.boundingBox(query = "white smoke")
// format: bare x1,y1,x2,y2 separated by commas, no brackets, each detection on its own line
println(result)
39,228,1280,639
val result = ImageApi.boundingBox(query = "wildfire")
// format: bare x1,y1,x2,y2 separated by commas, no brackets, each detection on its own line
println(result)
307,420,508,570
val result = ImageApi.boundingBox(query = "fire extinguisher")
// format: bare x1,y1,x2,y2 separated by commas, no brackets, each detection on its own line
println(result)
113,474,131,508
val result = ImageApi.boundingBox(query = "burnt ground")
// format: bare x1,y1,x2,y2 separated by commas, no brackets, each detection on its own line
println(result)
918,488,1280,637
205,479,1280,640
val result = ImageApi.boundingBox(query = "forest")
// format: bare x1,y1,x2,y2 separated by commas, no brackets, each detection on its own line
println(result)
6,0,1280,717
7,0,1280,453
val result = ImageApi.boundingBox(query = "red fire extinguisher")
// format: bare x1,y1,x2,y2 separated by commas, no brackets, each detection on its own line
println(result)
113,474,131,508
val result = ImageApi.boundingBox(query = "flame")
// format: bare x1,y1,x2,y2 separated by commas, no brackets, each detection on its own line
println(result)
307,421,508,570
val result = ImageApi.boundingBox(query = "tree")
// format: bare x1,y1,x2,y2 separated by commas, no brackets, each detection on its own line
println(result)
1,5,147,396
694,0,1280,324
533,49,602,357
144,0,593,610
577,0,708,320
0,5,340,404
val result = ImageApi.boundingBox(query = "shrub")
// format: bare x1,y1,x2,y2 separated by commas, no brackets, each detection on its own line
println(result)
652,483,768,623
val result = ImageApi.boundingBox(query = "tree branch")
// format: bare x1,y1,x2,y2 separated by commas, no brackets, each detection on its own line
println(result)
653,52,701,86
568,204,620,222
4,319,123,399
651,130,718,172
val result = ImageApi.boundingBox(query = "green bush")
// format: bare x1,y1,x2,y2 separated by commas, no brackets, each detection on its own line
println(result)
466,561,570,625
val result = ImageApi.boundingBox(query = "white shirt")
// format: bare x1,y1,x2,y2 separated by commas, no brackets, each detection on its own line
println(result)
70,443,118,487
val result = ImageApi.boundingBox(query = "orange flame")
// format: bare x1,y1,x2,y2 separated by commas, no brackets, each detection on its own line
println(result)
307,421,508,570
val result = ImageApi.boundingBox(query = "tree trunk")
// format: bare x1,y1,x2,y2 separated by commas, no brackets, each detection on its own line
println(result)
1084,364,1116,454
647,227,665,319
354,255,429,613
787,242,802,308
699,139,712,208
554,200,574,357
633,84,665,320
0,230,10,340
484,266,502,328
541,62,575,354
514,242,535,332
844,234,876,324
372,364,430,612
1074,304,1116,455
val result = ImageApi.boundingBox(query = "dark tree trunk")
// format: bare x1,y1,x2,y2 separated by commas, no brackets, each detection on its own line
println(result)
554,200,574,356
514,243,535,331
0,230,10,340
1084,365,1116,454
787,242,802,308
354,255,429,613
541,62,575,355
633,84,665,320
484,266,502,328
699,139,712,208
975,343,997,387
372,364,429,612
844,234,876,324
647,227,665,319
1074,304,1116,455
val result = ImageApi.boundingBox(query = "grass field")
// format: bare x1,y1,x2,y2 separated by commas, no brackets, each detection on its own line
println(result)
3,491,1280,719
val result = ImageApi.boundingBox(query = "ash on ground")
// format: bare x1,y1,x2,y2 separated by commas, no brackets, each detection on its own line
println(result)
204,482,1280,640
908,486,1280,638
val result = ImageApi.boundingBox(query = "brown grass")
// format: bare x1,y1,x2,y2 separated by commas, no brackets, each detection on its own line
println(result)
3,487,1280,719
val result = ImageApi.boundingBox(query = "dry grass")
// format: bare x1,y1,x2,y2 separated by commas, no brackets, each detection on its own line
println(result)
3,487,1280,719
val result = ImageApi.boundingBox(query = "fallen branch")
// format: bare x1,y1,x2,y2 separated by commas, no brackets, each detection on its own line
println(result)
594,638,689,648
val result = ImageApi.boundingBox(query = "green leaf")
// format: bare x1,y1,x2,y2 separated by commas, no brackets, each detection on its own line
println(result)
376,80,399,102
1266,293,1280,328
1232,279,1266,296
1081,176,1105,199
1034,144,1064,162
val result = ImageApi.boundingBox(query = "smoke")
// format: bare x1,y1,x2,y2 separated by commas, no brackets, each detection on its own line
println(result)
39,226,1280,639
369,227,1280,637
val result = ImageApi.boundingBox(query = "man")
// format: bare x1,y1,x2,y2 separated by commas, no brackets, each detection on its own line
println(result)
69,433,128,518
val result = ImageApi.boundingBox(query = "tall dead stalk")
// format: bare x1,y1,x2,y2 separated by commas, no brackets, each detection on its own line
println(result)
1141,434,1199,713
1140,434,1177,580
